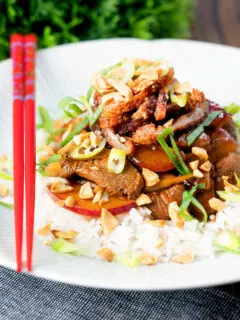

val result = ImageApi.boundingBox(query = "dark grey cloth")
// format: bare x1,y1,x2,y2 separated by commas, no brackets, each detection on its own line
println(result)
0,266,240,320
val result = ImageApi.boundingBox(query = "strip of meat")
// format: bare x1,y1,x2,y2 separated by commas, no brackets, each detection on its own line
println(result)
154,88,168,121
223,118,238,141
102,128,135,154
60,150,144,199
147,184,184,220
99,83,159,129
187,88,205,110
131,123,163,145
131,95,156,121
94,91,102,106
172,104,207,133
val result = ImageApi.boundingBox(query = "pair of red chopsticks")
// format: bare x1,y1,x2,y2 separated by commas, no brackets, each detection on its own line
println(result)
10,34,37,272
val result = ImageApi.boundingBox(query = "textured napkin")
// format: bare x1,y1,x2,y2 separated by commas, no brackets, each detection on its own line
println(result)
0,266,240,320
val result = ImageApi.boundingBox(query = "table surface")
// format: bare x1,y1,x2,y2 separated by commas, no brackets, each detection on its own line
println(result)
194,0,240,47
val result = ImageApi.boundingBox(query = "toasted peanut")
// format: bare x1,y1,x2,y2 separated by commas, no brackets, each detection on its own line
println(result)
97,247,115,262
142,168,159,187
79,182,94,199
193,169,204,178
53,119,65,131
136,193,152,206
45,162,62,177
192,147,208,160
82,138,91,148
139,252,158,266
222,176,239,192
147,219,168,228
163,118,174,128
37,224,51,236
93,190,103,204
56,200,65,207
73,131,89,145
64,195,75,207
38,154,51,163
101,208,119,235
155,238,164,248
90,132,101,148
51,229,78,240
200,160,212,172
43,145,55,156
171,249,194,264
58,141,75,155
174,81,192,94
99,192,109,206
51,181,73,193
209,197,226,212
168,201,184,228
62,123,74,141
189,160,199,170
0,154,8,162
0,184,8,197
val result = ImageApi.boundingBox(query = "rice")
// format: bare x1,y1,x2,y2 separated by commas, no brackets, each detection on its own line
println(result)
35,173,240,265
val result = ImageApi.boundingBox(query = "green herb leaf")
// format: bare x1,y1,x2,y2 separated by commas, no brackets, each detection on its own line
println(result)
60,117,89,147
38,106,53,134
38,154,62,167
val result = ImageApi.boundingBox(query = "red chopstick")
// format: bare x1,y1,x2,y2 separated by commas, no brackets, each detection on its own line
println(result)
10,34,25,272
24,34,37,271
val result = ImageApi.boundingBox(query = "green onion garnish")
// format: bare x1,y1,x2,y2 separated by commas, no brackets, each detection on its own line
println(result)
187,111,222,146
38,154,62,167
158,127,191,175
214,230,240,255
0,171,13,181
38,106,53,134
0,201,14,209
86,86,94,102
58,97,82,118
224,103,240,114
191,197,208,223
60,117,89,147
90,104,103,126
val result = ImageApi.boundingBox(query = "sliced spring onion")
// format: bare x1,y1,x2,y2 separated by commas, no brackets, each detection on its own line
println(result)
217,190,240,202
158,128,190,175
106,60,135,83
52,238,84,255
58,96,82,118
89,104,103,127
214,230,240,255
191,197,208,223
117,252,139,268
86,86,94,102
38,154,62,167
0,201,14,210
108,148,126,174
38,106,53,133
187,111,222,146
169,134,191,175
60,117,89,147
79,95,93,121
0,171,13,181
224,103,240,114
71,139,106,160
170,90,187,107
100,62,122,76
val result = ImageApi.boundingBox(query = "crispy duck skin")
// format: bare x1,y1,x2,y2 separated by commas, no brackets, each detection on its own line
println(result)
187,88,205,110
154,88,168,121
131,123,163,145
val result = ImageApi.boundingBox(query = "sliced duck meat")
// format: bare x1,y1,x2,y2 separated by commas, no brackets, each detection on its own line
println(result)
147,184,184,220
187,88,205,110
223,118,238,141
215,150,240,190
172,104,207,133
166,103,181,116
60,150,144,199
131,123,163,145
154,88,168,121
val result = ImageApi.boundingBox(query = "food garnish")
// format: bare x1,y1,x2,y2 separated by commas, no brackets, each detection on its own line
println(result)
101,208,119,235
139,252,158,265
107,148,126,174
214,230,240,255
0,201,14,209
171,249,194,264
142,168,159,187
51,238,83,255
97,248,115,262
0,184,9,197
71,139,106,160
117,252,139,268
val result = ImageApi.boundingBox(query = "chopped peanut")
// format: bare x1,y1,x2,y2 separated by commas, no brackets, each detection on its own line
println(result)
155,238,164,248
99,192,109,206
163,118,174,128
56,200,65,207
168,201,184,228
53,119,65,131
45,162,62,177
43,145,55,156
193,169,204,178
136,193,152,206
62,123,74,141
82,138,90,148
209,197,226,212
37,224,51,236
92,190,103,204
79,182,94,199
97,248,115,262
200,161,212,172
222,176,239,192
142,168,159,187
51,181,73,193
189,160,199,170
171,249,194,264
57,141,75,155
64,195,75,207
139,252,158,265
90,132,101,148
51,229,78,240
192,147,208,160
0,184,8,197
38,154,50,163
0,154,8,162
101,208,119,235
147,219,168,228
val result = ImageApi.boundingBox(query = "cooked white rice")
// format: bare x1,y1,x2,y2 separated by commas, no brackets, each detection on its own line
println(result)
35,174,240,264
